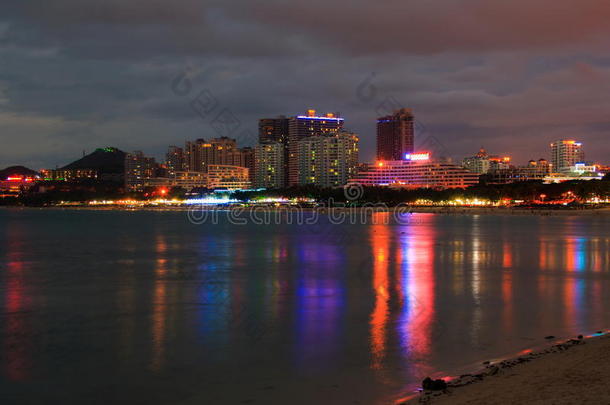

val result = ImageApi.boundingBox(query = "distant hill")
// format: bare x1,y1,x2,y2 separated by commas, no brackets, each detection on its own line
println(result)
0,165,40,180
62,147,126,174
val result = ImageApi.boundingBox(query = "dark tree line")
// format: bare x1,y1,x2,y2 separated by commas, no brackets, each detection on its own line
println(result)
3,176,610,206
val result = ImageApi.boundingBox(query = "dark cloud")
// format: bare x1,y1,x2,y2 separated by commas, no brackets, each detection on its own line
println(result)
225,0,610,54
1,0,610,169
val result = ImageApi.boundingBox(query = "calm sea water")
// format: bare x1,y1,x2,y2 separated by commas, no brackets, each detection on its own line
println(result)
1,208,610,404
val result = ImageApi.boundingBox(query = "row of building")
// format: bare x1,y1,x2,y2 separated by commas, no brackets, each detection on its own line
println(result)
5,108,607,197
125,109,359,191
349,108,481,189
122,108,607,192
257,111,359,188
461,140,606,184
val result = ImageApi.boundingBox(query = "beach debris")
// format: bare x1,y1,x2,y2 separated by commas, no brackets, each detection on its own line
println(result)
488,366,500,376
416,334,597,403
422,377,447,391
545,335,555,340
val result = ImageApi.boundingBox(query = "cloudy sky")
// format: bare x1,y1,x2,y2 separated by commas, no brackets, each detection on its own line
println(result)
2,0,610,169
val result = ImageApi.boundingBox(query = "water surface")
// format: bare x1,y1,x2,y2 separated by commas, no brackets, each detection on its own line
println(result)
1,208,610,404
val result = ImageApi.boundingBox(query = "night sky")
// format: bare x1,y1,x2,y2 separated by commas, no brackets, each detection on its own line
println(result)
2,1,610,169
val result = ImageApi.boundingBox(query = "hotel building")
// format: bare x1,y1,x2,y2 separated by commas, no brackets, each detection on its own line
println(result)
125,151,157,192
483,159,553,184
463,148,511,175
259,116,289,144
165,146,185,175
207,164,251,190
254,142,285,188
287,110,344,186
351,153,479,189
376,108,415,161
185,137,248,173
259,116,289,182
143,171,208,190
297,131,359,188
551,140,585,173
145,166,251,191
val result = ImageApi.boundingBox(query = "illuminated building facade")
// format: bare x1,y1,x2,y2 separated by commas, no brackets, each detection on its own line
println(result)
165,146,185,175
145,166,251,190
463,148,511,174
297,131,359,188
41,169,98,181
484,159,553,184
376,108,415,161
125,151,157,192
287,110,344,186
525,159,553,176
207,164,251,190
169,171,208,189
143,171,208,190
259,116,289,144
254,142,285,188
350,153,479,189
185,137,248,173
0,176,38,196
543,163,603,183
551,140,584,173
240,146,255,182
259,116,289,182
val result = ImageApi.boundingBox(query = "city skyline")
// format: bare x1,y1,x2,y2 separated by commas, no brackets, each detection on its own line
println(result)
3,1,610,169
4,3,610,405
0,107,602,172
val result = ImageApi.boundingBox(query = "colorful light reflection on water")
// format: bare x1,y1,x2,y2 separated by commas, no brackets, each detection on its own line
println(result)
1,210,610,404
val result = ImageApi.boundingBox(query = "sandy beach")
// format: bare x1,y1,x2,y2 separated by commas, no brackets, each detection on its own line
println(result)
407,206,610,216
407,333,610,404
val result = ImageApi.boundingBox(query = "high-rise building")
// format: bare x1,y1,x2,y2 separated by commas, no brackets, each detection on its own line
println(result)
259,116,289,144
240,146,255,182
376,108,415,161
287,110,344,186
254,142,285,188
165,146,185,175
185,137,247,172
551,140,584,173
125,151,157,192
185,139,205,172
259,116,289,182
297,131,359,188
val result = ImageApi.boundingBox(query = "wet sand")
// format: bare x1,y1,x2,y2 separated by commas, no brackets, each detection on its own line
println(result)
407,333,610,404
407,206,610,216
